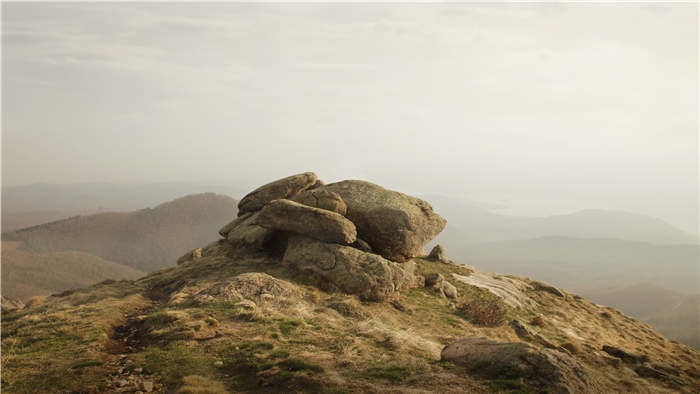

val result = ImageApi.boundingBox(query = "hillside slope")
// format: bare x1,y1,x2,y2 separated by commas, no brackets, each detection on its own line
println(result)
1,241,145,300
3,174,698,393
2,240,698,393
2,193,238,273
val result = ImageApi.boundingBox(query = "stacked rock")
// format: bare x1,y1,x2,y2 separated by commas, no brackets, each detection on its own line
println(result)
218,172,448,301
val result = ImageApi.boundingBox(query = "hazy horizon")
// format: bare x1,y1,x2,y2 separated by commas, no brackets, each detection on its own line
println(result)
3,2,698,233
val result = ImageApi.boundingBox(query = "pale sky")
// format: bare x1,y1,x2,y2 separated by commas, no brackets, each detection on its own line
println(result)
2,2,698,232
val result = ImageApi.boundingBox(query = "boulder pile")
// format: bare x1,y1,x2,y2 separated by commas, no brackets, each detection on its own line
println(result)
218,172,448,301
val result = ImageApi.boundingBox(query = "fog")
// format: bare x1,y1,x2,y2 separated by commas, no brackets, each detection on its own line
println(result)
2,2,697,233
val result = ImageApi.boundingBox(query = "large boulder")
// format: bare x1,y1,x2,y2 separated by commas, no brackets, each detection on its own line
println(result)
225,212,274,250
318,180,446,262
292,189,347,215
237,172,318,216
442,337,599,393
283,235,418,301
254,199,357,244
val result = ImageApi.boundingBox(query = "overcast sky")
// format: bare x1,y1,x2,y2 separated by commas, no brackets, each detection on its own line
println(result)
2,2,697,232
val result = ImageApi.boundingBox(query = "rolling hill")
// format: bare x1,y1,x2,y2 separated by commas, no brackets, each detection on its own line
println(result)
2,193,238,275
1,241,144,300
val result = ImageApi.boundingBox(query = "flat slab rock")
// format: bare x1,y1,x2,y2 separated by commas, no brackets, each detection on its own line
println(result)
224,212,274,250
254,199,357,244
292,189,347,215
283,235,419,301
453,271,536,310
238,172,319,216
442,337,600,393
318,180,446,262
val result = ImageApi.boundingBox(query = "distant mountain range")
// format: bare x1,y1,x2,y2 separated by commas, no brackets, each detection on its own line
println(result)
423,194,697,246
2,193,238,300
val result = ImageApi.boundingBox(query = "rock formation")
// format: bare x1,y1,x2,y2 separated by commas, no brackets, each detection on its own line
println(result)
215,172,448,301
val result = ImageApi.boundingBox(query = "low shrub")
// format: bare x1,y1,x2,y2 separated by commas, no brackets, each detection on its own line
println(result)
457,299,506,327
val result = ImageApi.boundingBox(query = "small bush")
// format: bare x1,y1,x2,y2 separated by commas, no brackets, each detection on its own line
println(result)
530,316,545,327
457,299,506,327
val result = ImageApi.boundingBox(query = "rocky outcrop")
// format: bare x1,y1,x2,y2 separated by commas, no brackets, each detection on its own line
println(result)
292,189,347,215
254,199,357,244
283,235,418,301
442,337,599,393
237,172,318,216
428,244,452,264
225,212,274,250
216,173,446,302
318,180,446,262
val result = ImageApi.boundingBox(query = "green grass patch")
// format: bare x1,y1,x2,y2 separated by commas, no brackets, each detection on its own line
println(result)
277,319,302,335
69,360,103,369
487,379,535,393
364,364,422,383
277,358,324,373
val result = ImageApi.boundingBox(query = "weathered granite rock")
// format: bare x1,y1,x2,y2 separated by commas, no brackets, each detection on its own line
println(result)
226,212,274,250
219,213,254,237
442,281,458,299
283,235,417,301
428,244,452,264
293,189,347,215
442,337,599,393
254,199,357,244
238,172,318,216
318,180,446,262
424,272,457,298
351,238,373,252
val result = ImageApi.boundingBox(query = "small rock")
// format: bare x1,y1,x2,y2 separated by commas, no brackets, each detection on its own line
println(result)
428,244,451,264
214,360,224,367
142,381,154,392
116,379,128,387
442,281,458,299
133,367,143,374
424,272,445,288
531,280,565,298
